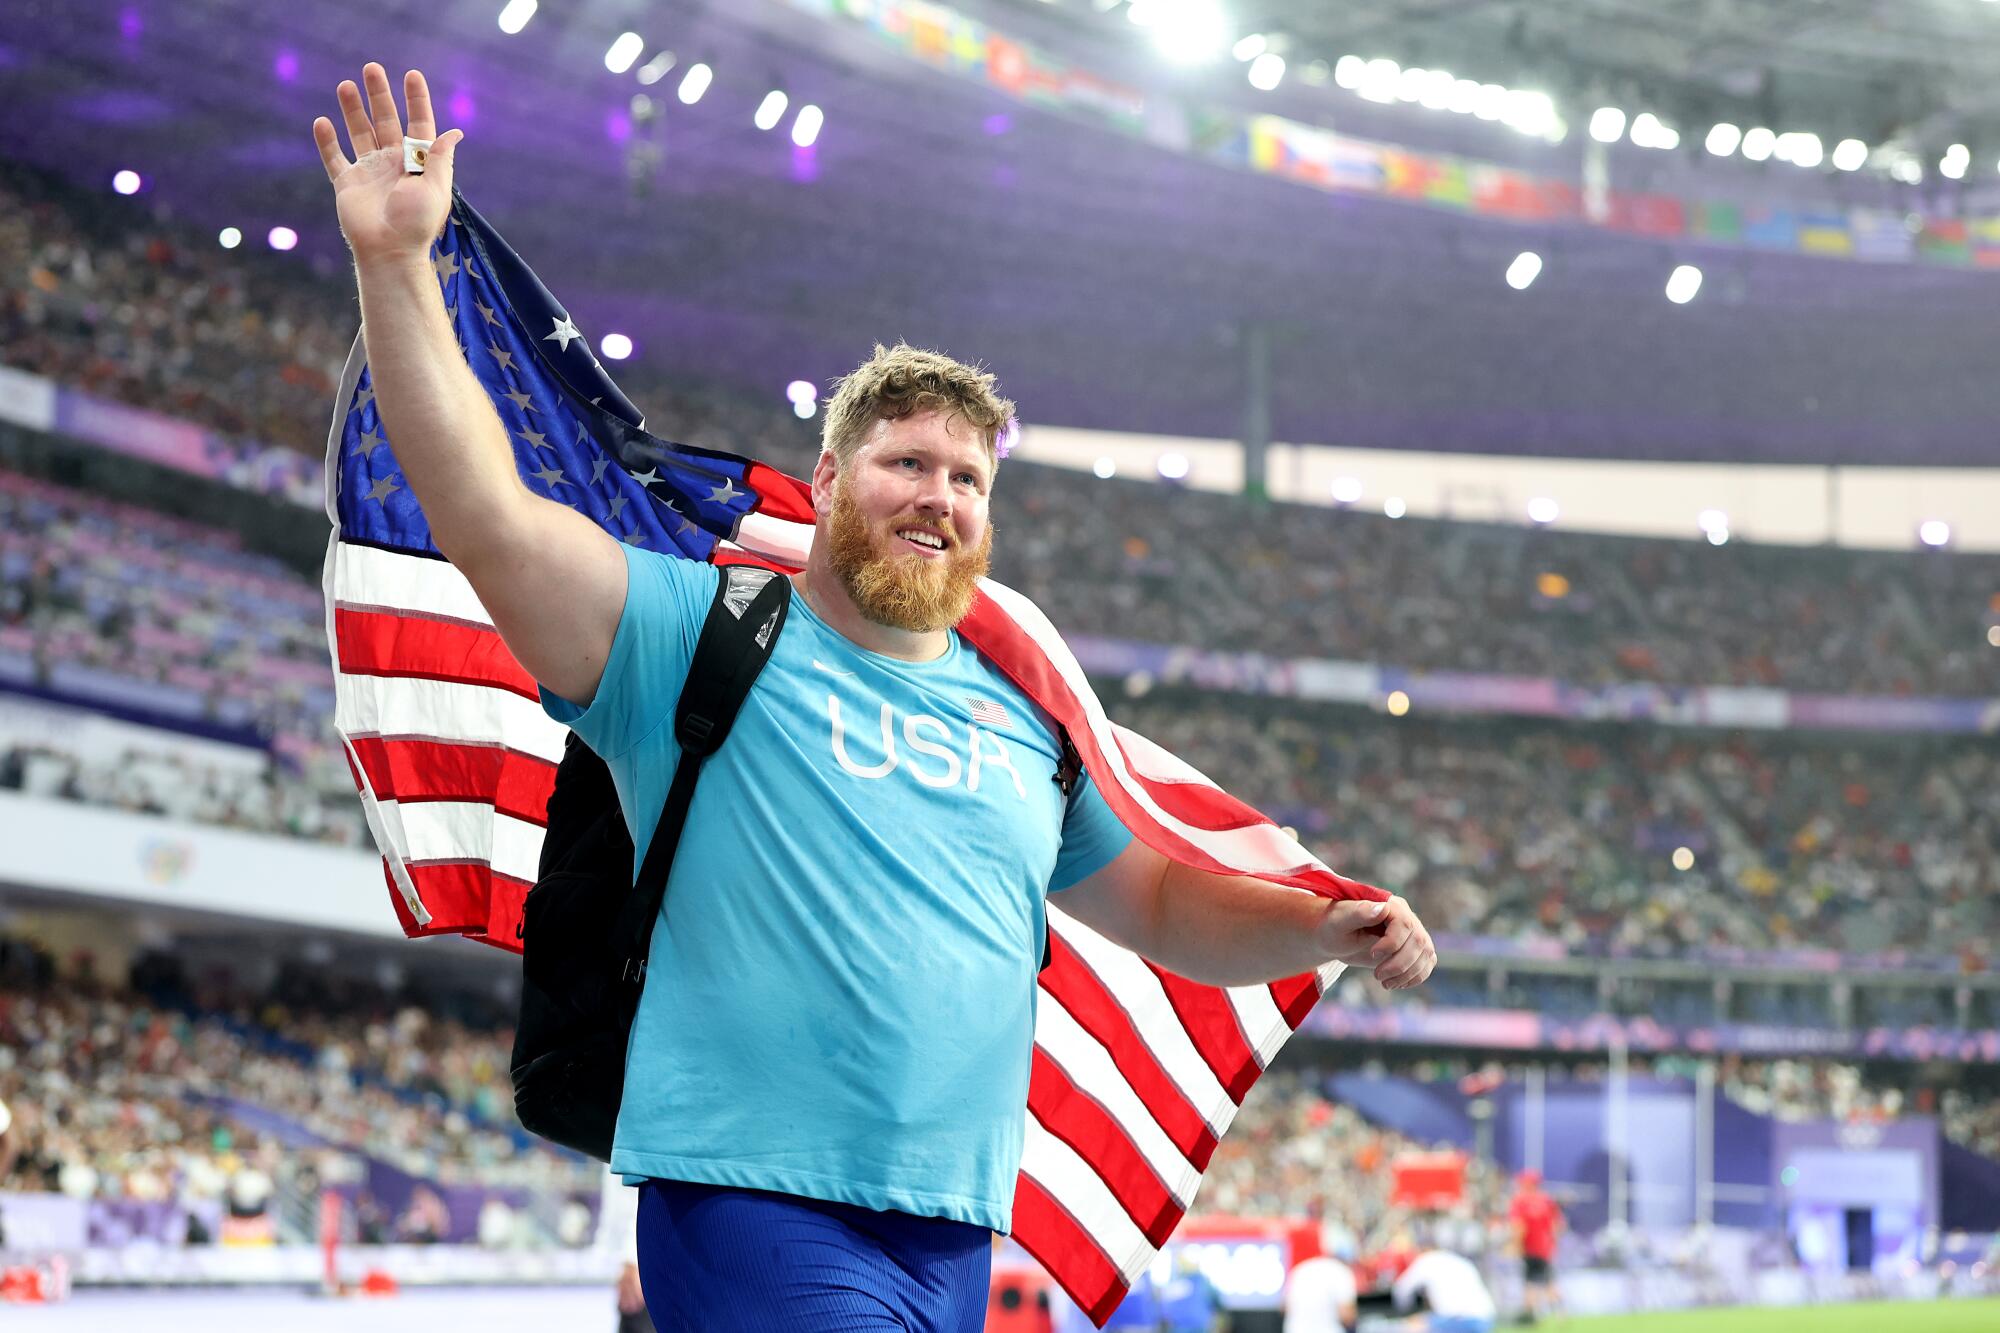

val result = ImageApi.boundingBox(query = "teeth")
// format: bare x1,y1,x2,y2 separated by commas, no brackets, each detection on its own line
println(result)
898,530,945,549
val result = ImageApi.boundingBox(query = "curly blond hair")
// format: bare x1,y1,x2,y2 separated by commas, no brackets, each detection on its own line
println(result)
818,342,1016,472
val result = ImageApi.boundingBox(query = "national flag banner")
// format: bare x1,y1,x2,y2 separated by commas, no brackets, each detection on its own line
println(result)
967,696,1013,729
323,188,1382,1325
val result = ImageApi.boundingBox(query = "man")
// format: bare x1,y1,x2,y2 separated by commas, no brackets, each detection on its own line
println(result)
1506,1170,1564,1325
312,63,1436,1332
1390,1249,1496,1333
1283,1225,1360,1333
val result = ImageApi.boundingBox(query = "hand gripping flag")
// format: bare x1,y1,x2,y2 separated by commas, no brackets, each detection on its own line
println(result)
324,190,1387,1325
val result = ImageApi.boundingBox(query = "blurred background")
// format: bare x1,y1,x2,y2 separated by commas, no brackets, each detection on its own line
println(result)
2,0,2000,1328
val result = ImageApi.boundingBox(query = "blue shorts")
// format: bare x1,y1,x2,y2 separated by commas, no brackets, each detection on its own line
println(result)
1430,1317,1494,1333
634,1178,992,1332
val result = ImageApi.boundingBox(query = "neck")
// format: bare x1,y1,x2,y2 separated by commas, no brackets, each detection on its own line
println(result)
793,556,950,663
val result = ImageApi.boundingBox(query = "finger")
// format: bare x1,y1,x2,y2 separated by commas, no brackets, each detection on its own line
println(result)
1374,936,1424,984
1370,915,1413,961
404,69,437,141
337,79,376,156
363,62,404,150
1382,944,1437,990
312,117,350,183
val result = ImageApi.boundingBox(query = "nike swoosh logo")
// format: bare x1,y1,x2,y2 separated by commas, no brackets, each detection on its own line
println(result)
811,659,855,677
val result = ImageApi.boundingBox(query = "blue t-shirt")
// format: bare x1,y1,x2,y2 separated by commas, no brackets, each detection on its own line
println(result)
542,545,1132,1231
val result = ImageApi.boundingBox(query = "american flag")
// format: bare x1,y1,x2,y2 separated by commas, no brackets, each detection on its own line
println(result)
323,190,1384,1325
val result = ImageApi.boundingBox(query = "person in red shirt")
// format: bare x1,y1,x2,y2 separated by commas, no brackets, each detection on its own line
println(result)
1506,1170,1564,1324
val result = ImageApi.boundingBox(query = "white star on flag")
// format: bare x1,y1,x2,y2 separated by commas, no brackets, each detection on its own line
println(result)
545,315,584,351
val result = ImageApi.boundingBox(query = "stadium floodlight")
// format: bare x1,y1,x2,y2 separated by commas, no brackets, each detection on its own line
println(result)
1472,83,1507,120
1136,0,1231,64
1741,126,1776,161
1629,111,1662,146
1707,528,1729,545
112,169,142,195
1589,107,1627,143
1247,53,1286,91
1988,625,2000,647
1891,155,1923,183
1331,476,1364,504
793,400,815,420
635,51,677,86
1705,123,1743,156
791,105,824,148
217,227,242,249
1941,144,1970,180
497,0,537,35
786,380,816,404
599,333,634,361
677,62,712,105
1665,264,1703,304
1157,453,1191,480
1383,496,1406,518
1447,78,1481,115
1527,496,1559,525
1394,65,1426,102
1333,55,1364,88
1502,90,1560,141
1358,59,1400,103
1418,68,1456,111
1832,138,1868,171
267,226,298,251
1672,846,1695,871
1919,519,1952,547
1233,34,1268,62
604,32,645,75
1506,251,1543,290
1092,457,1117,479
755,90,788,130
1789,133,1824,168
1385,690,1411,717
1698,508,1728,534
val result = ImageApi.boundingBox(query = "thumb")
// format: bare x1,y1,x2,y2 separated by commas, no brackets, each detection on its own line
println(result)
429,128,464,181
1318,897,1389,947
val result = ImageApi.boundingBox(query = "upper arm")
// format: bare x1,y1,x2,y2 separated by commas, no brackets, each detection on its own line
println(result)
1053,834,1165,955
451,490,629,707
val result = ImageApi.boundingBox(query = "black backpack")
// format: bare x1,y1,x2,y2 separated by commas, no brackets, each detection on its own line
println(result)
510,565,792,1161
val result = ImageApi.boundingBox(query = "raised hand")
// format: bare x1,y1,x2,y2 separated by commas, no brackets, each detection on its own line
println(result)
312,64,464,267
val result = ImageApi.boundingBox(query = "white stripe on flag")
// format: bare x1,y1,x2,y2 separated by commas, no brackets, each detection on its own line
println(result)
733,511,815,567
1035,996,1202,1209
1225,982,1291,1069
333,542,496,627
334,673,569,765
386,799,546,885
1020,1113,1157,1292
1049,904,1236,1137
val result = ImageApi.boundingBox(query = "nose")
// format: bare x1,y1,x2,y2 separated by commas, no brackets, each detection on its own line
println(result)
913,468,953,520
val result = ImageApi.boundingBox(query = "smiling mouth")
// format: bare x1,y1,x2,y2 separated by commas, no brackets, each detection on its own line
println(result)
893,528,950,557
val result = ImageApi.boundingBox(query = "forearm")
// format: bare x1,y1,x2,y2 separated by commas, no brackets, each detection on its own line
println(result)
353,253,527,562
1148,860,1346,986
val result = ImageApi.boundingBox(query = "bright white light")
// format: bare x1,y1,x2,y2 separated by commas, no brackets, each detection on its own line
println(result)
1741,127,1776,161
1233,34,1268,62
793,400,816,420
1333,55,1364,88
1247,52,1285,91
1417,68,1456,111
1657,125,1681,150
1698,508,1728,533
754,90,788,130
1502,90,1558,140
1527,496,1559,525
1665,264,1703,304
677,62,712,105
599,333,633,360
217,227,242,249
1589,107,1627,143
1706,123,1742,157
604,32,645,74
1157,453,1190,480
112,169,141,195
1707,528,1730,546
636,51,676,85
1832,138,1868,171
267,226,298,251
791,104,823,147
1331,475,1363,503
1383,496,1406,518
1394,66,1427,102
1672,846,1695,871
1447,78,1481,115
1141,0,1231,64
1358,58,1401,104
1987,625,2000,648
1942,144,1970,180
1789,133,1824,168
1630,111,1663,146
1506,251,1543,290
1919,519,1952,547
497,0,537,35
786,379,816,404
1891,155,1923,184
1092,457,1117,479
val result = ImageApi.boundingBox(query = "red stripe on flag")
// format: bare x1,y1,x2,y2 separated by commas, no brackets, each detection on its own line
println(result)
745,463,815,524
1149,967,1261,1102
347,736,557,827
398,862,531,950
1008,1172,1129,1328
1269,973,1324,1029
334,607,539,699
1042,936,1217,1168
1028,1049,1184,1248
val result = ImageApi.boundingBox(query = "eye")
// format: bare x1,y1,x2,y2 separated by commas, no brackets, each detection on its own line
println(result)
955,473,979,488
895,457,920,471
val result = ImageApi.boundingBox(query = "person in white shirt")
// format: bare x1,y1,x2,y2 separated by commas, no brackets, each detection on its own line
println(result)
1391,1249,1496,1333
1283,1229,1359,1333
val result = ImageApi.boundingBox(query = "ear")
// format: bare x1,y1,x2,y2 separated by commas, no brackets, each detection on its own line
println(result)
810,449,839,518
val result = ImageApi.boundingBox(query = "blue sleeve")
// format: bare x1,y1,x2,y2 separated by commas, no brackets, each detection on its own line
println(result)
538,544,719,759
1049,769,1133,893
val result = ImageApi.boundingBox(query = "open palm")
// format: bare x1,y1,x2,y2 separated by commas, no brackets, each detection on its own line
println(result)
312,64,463,265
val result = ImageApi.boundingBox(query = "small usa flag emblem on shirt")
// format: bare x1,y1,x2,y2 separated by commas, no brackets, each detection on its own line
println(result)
966,697,1012,729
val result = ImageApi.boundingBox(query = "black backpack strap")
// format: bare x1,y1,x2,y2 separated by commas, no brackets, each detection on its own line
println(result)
611,565,791,985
